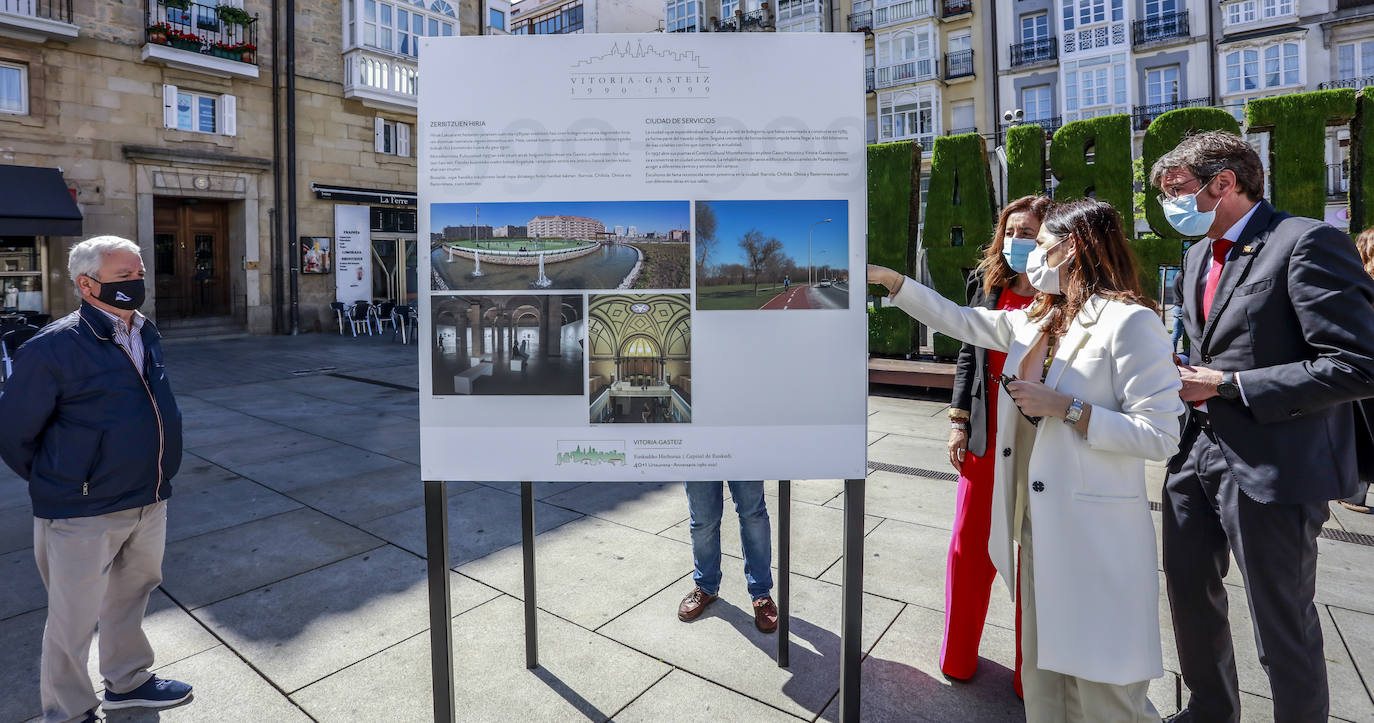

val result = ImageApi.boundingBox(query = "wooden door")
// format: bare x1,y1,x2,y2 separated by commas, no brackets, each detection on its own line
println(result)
153,199,230,318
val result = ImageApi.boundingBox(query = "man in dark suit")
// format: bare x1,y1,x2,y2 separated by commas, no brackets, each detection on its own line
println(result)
1151,132,1374,722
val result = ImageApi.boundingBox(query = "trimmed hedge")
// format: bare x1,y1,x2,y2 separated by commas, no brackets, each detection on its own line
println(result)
866,141,921,354
1141,107,1241,238
1354,88,1374,234
1128,236,1186,304
1247,89,1357,221
1006,123,1047,200
868,305,917,355
1049,115,1135,231
924,133,995,356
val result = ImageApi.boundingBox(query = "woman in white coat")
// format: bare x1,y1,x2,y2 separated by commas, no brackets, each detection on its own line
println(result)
869,199,1183,722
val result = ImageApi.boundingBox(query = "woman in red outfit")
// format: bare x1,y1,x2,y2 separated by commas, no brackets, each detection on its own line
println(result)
942,195,1051,695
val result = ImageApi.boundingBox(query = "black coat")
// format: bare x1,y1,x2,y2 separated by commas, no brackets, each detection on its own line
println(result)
1168,201,1374,503
951,271,1003,457
0,303,183,519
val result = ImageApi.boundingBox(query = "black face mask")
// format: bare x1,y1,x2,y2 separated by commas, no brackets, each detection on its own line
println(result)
86,275,146,311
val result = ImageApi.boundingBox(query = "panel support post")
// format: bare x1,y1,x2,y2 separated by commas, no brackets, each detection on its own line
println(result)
838,477,866,723
521,480,539,669
424,481,455,723
777,479,791,668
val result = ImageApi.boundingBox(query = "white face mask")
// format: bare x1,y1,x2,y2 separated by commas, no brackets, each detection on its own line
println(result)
1161,176,1221,238
1026,239,1073,295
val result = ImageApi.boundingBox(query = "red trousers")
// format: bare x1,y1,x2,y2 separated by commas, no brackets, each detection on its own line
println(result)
940,394,1023,696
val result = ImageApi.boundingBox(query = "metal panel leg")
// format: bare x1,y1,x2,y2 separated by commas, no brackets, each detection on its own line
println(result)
424,481,455,723
778,479,791,668
522,481,538,670
838,477,865,723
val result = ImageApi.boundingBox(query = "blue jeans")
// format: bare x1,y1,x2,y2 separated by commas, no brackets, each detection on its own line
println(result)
684,481,773,600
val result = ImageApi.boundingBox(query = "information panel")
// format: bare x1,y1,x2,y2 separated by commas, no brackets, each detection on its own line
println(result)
418,34,867,482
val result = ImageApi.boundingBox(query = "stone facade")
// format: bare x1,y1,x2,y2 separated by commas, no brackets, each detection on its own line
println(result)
1,0,476,334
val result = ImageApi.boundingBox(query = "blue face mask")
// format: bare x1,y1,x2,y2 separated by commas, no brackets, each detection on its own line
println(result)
1161,177,1221,237
1002,236,1036,273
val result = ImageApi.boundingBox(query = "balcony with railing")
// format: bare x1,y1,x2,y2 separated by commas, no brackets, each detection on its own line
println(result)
999,116,1062,143
0,0,77,41
1063,20,1127,55
1320,75,1374,90
946,126,977,136
848,9,872,32
944,49,973,80
940,0,970,19
142,1,259,79
875,58,938,89
1010,37,1056,68
1132,97,1213,130
865,68,875,92
343,48,419,112
1329,162,1350,199
1133,10,1189,47
874,0,932,29
713,7,771,31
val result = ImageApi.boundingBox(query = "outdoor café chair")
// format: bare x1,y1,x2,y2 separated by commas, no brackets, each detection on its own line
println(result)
348,301,372,336
373,301,397,335
391,305,415,345
329,302,347,335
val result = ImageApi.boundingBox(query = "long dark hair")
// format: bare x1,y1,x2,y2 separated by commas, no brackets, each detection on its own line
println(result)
976,195,1053,297
1028,199,1155,337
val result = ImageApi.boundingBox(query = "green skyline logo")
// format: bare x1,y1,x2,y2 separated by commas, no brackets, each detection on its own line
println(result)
556,442,627,466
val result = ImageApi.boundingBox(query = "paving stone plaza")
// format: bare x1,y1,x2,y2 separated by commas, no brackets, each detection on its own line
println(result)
0,333,1371,722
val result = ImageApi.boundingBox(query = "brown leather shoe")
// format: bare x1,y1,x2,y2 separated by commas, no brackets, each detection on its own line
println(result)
753,596,779,633
677,586,717,621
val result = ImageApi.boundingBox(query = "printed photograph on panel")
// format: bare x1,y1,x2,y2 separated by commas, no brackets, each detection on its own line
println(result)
430,295,585,395
694,199,849,310
587,293,691,424
430,201,691,292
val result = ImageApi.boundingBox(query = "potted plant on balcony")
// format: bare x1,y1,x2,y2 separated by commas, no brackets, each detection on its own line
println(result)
233,41,256,64
147,22,173,45
216,5,253,26
167,28,203,51
210,40,239,60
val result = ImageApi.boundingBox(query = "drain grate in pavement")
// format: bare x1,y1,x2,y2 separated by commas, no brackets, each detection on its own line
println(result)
326,372,420,392
867,460,958,482
873,460,1374,547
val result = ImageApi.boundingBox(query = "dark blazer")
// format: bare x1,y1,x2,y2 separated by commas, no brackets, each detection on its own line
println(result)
1169,201,1374,503
0,303,183,519
952,271,1002,457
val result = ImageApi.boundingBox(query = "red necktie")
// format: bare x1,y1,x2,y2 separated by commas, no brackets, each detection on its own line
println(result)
1202,238,1235,319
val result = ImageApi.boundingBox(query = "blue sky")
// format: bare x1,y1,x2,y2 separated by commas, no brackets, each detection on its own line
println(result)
701,200,849,267
432,201,689,235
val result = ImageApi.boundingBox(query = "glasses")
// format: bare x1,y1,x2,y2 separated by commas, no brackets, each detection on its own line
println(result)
1156,174,1215,205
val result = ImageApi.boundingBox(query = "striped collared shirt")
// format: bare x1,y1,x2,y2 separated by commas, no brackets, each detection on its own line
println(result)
96,307,147,377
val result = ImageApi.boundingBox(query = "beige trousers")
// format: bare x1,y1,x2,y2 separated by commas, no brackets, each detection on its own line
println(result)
33,501,167,723
1019,515,1160,723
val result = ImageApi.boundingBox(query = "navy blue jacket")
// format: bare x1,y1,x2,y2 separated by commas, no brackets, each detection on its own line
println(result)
0,303,183,519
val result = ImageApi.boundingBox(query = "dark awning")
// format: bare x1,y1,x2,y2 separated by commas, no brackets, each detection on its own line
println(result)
0,165,83,236
310,182,416,206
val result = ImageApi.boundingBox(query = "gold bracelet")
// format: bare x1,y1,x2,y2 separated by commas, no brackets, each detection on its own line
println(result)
948,409,970,421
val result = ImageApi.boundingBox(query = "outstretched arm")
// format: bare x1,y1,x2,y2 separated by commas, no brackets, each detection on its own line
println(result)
867,264,1016,353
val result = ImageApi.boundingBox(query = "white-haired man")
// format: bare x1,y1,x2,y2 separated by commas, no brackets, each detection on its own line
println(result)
0,236,190,723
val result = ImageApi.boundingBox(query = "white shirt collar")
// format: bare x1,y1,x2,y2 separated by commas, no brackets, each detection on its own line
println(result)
1215,201,1260,244
95,306,145,334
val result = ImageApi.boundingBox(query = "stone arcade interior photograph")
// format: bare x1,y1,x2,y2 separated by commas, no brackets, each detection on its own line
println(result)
430,295,585,395
588,293,691,424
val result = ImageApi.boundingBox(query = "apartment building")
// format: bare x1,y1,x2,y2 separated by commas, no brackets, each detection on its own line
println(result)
512,0,662,34
0,0,277,332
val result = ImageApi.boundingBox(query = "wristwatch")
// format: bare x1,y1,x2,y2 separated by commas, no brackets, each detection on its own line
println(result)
1217,372,1241,401
1063,398,1085,425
